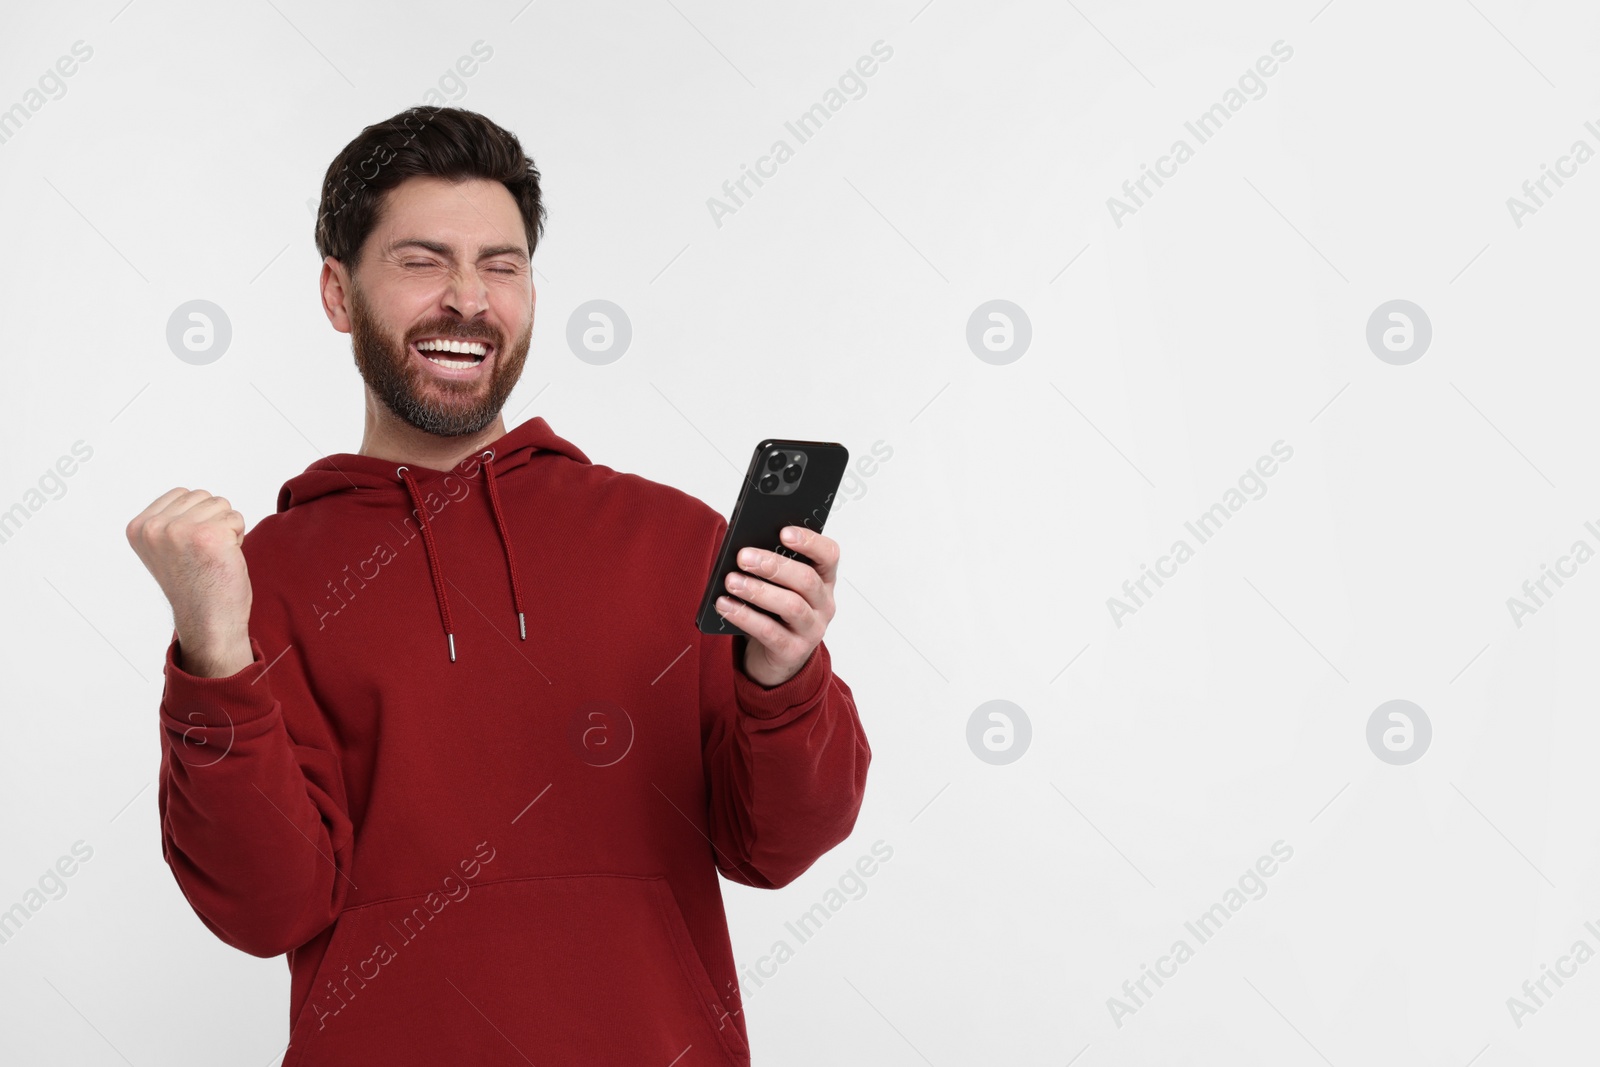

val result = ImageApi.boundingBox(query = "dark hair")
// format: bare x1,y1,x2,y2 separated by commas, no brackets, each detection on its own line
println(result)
314,106,545,272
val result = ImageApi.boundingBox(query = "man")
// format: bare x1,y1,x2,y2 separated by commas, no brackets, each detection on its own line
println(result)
125,106,870,1065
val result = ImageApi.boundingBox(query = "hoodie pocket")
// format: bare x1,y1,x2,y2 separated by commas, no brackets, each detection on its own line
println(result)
282,874,749,1067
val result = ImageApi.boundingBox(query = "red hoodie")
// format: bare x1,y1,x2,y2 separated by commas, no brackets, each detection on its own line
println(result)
155,416,871,1065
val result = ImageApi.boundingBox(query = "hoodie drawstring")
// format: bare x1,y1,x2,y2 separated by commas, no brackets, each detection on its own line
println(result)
481,452,529,641
397,450,528,663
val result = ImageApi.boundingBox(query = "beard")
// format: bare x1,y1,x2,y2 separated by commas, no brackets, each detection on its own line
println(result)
348,281,531,438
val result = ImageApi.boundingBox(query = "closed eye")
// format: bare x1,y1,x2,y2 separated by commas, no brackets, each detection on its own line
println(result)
404,262,518,275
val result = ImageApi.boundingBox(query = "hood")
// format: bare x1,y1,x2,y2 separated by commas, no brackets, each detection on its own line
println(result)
273,417,591,664
275,416,590,511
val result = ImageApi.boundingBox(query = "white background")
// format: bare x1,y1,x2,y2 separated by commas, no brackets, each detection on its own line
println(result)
4,0,1600,1063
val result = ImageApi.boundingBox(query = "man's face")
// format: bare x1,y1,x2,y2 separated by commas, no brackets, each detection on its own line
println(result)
341,176,534,438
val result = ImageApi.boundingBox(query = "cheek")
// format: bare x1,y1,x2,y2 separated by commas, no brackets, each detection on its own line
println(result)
494,291,533,338
391,293,448,337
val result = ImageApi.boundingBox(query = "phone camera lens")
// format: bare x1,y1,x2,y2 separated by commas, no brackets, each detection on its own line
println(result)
767,451,787,471
759,473,779,492
782,463,802,484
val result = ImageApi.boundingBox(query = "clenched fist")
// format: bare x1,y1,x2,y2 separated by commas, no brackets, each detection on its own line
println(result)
126,488,254,678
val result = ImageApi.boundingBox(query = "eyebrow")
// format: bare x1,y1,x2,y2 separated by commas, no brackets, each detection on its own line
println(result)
388,238,529,263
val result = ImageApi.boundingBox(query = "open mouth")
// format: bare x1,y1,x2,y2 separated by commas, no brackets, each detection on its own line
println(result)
412,337,494,377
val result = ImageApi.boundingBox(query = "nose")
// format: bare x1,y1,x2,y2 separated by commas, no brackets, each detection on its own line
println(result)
444,267,491,320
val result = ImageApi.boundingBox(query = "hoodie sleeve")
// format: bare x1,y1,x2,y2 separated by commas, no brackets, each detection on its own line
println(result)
156,631,355,958
697,516,872,889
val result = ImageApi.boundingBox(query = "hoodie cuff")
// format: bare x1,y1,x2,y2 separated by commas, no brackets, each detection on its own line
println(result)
160,634,279,729
732,637,830,721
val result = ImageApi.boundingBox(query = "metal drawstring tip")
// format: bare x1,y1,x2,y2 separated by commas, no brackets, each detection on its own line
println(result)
447,633,456,663
518,613,526,641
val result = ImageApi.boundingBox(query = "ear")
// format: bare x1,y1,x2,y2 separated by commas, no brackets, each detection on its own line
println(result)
320,256,353,334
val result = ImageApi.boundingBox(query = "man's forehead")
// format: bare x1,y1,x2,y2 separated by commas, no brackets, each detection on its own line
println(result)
361,178,528,264
391,173,504,203
382,179,522,228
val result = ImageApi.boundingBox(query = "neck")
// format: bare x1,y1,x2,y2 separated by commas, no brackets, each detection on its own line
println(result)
357,392,508,472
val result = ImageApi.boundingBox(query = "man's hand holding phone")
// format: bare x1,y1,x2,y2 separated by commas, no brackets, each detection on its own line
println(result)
716,524,839,688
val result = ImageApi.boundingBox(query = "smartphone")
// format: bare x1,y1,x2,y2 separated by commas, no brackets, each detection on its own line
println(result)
695,439,849,637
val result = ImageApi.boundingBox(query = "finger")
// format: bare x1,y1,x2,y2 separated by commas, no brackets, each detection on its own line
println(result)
778,527,839,585
155,490,224,523
127,487,191,540
173,495,236,527
175,492,230,513
715,595,801,656
724,571,820,641
141,487,192,518
737,543,826,608
220,509,247,543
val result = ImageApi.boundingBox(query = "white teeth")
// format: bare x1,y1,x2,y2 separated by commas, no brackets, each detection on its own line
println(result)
416,339,489,356
425,355,479,370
